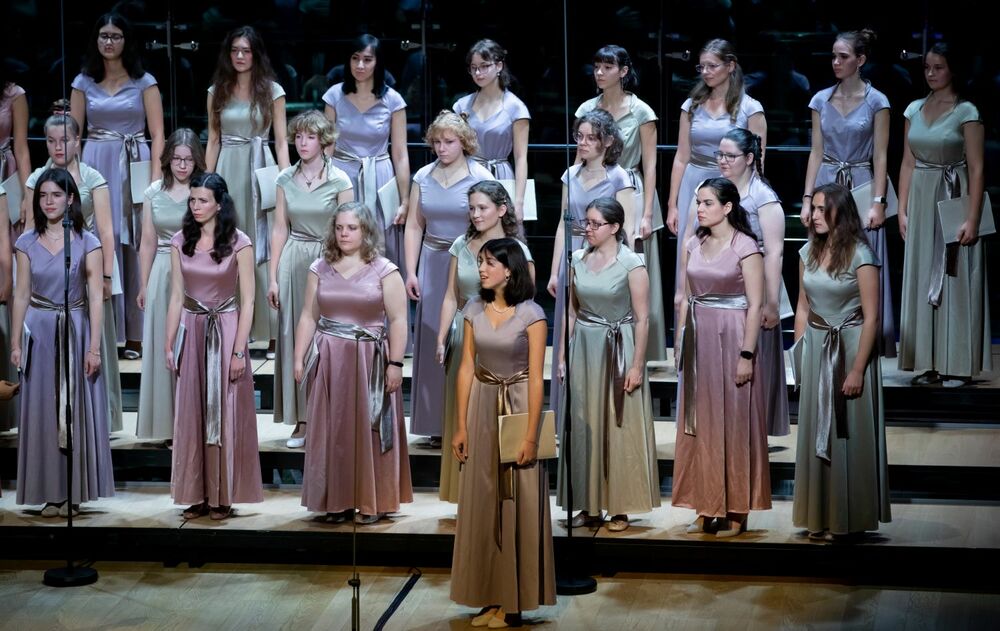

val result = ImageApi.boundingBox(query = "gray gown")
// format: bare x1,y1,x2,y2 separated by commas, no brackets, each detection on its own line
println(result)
810,84,896,357
793,242,891,534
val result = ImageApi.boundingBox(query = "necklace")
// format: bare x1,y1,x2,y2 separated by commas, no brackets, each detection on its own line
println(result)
437,162,464,187
487,301,514,314
298,159,325,188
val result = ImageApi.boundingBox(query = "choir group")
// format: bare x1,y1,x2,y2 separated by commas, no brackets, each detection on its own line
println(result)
0,14,992,627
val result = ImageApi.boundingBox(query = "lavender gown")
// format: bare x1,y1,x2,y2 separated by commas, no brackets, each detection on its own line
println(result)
73,72,157,344
15,230,114,505
453,90,530,180
323,83,407,269
673,232,771,518
551,163,633,429
301,257,412,515
810,84,896,357
408,158,493,437
674,94,764,292
170,230,262,507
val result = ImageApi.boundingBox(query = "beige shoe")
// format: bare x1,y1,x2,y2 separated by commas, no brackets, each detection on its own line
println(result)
686,516,714,534
471,607,499,627
606,515,629,532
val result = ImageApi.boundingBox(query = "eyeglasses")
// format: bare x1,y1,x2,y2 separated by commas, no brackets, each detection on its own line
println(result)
98,33,124,43
578,219,610,231
231,47,252,57
572,132,601,144
468,62,495,75
713,151,743,163
171,156,195,166
695,61,724,74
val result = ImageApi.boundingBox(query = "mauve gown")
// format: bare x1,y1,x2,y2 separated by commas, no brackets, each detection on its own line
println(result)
551,163,633,430
27,162,123,434
0,85,25,429
408,158,493,437
170,230,262,507
557,246,660,516
450,298,555,613
793,242,891,534
323,83,407,269
0,83,24,180
272,163,352,427
741,173,791,437
15,230,114,505
210,81,284,344
577,94,668,361
0,187,16,431
136,181,187,439
453,90,530,180
73,72,157,343
673,232,771,518
673,94,764,293
439,234,533,503
898,99,992,378
810,84,897,357
300,257,412,515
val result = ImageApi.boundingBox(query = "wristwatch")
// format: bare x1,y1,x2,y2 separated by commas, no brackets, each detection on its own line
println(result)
872,196,888,206
233,350,245,359
739,350,754,360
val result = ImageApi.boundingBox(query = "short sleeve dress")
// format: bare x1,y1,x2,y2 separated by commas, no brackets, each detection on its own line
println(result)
0,83,26,179
453,90,530,180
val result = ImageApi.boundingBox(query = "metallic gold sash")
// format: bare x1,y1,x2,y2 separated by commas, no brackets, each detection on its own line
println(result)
303,317,394,453
808,307,865,461
183,294,238,446
678,293,749,436
471,155,509,178
689,152,717,169
421,231,454,251
87,127,147,246
29,294,87,450
474,364,529,550
332,149,390,213
221,134,270,265
575,310,634,480
915,158,965,307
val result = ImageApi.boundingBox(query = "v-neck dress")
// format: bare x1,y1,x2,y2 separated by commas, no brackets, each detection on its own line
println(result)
577,94,667,362
0,184,14,430
408,158,493,436
556,245,660,516
810,83,897,357
453,90,530,180
272,162,352,427
898,98,992,377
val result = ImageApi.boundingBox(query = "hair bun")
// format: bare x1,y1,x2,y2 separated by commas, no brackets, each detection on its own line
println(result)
50,98,71,115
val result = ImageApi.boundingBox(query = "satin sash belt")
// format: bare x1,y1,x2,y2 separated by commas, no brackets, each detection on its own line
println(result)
156,239,172,254
289,229,323,243
471,155,509,178
915,158,965,306
689,152,717,169
333,149,391,213
807,307,865,461
679,293,749,436
822,154,870,190
87,127,147,246
421,232,453,251
475,364,529,550
576,310,634,479
183,294,238,446
570,224,587,238
221,134,270,265
30,294,87,450
0,138,11,178
306,317,393,453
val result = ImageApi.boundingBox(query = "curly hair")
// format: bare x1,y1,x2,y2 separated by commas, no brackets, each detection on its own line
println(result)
465,180,520,240
181,172,238,263
323,201,383,264
82,13,145,81
287,109,337,148
687,39,746,124
574,108,623,166
694,177,757,242
210,26,277,136
424,110,478,156
806,183,868,278
160,128,206,190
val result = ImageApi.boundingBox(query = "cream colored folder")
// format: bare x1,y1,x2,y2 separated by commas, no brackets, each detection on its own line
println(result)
2,173,21,223
129,161,151,201
254,165,281,210
377,178,401,226
938,194,995,244
499,179,537,221
851,179,899,219
498,409,557,463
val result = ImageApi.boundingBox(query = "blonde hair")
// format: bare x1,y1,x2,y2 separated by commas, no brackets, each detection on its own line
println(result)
424,110,478,155
287,109,337,147
323,201,383,263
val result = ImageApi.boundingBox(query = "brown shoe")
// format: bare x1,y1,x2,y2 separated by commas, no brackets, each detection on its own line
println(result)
209,505,233,520
182,502,209,519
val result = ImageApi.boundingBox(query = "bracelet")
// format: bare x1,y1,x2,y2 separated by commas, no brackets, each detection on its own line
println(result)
388,360,404,368
525,439,537,444
103,275,112,280
802,194,812,199
88,349,101,357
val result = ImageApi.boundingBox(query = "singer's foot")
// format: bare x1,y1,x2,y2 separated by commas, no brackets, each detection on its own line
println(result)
183,502,210,519
209,505,233,521
40,502,62,518
487,609,522,628
266,339,276,360
286,422,306,448
471,607,499,627
58,502,80,518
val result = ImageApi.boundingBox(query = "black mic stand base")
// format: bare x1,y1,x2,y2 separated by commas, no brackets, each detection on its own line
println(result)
555,573,597,596
43,565,98,588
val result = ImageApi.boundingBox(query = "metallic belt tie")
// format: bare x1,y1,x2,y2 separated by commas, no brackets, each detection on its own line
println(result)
333,149,390,214
822,154,871,190
915,158,966,306
183,294,238,446
689,152,717,169
288,229,323,243
303,317,394,453
570,224,587,237
87,127,147,247
156,239,172,254
221,133,271,265
474,364,529,550
421,231,454,251
471,155,508,178
678,293,749,436
576,309,634,480
29,293,88,450
808,307,865,461
0,138,11,178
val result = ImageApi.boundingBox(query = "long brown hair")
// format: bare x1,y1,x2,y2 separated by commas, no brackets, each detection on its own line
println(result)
465,180,519,240
160,128,206,190
210,26,277,135
806,183,868,278
687,39,746,123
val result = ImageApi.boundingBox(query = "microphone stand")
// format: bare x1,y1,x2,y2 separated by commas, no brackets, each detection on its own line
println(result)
348,330,364,630
43,203,98,588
